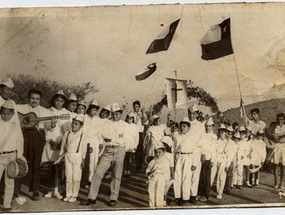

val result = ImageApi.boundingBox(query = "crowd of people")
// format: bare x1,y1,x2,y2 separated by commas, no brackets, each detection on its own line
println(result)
0,76,285,211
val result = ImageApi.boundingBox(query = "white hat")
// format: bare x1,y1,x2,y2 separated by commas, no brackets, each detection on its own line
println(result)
180,116,191,125
55,90,65,97
150,115,160,122
239,126,246,132
227,126,234,132
78,99,86,107
127,112,135,118
0,77,14,89
111,103,122,112
68,93,77,101
102,104,111,112
234,132,241,139
89,99,99,107
161,136,172,146
154,140,165,150
1,99,16,110
218,124,228,131
188,104,199,112
205,117,214,126
73,114,85,123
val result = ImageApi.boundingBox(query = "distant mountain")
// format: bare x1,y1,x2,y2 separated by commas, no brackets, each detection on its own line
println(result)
223,98,285,127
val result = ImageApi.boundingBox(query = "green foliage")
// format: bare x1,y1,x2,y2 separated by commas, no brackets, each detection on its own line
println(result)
10,74,98,108
150,80,219,115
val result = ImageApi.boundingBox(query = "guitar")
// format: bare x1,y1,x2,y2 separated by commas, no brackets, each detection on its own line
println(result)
18,112,71,128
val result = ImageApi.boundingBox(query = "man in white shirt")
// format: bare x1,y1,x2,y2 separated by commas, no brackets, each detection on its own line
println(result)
81,103,128,207
17,89,52,201
187,104,204,204
133,100,148,172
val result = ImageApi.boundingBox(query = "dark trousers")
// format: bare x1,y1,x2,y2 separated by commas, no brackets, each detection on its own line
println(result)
198,160,212,199
225,162,234,191
23,129,45,193
135,132,145,171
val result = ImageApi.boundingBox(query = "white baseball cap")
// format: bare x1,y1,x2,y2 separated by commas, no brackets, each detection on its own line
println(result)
0,77,14,89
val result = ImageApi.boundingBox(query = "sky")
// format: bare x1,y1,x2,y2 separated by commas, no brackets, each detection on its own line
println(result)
1,2,285,117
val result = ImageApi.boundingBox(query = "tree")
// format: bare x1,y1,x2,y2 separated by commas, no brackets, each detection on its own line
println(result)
150,80,219,115
10,74,98,108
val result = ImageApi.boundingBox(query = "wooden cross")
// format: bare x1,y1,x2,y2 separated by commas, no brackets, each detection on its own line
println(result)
172,71,182,103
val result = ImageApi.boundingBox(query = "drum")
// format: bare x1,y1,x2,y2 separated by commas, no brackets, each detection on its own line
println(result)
7,157,28,179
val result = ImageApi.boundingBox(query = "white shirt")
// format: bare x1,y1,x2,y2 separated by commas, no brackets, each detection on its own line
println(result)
124,123,139,152
248,119,266,136
17,104,50,129
273,124,285,143
0,118,23,155
102,119,129,146
216,138,237,167
133,110,148,133
201,132,217,162
60,129,88,158
146,124,166,145
146,152,174,180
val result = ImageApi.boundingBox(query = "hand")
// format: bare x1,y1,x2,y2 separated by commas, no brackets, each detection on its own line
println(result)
191,166,196,171
89,146,93,154
225,167,229,172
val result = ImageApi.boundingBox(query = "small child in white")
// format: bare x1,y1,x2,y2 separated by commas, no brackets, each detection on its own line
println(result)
146,142,174,207
59,114,88,203
250,129,266,187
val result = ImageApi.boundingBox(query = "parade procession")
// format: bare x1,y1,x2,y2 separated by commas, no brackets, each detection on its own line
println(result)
1,2,285,213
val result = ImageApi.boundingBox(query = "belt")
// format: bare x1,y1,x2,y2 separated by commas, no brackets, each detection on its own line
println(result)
24,128,44,131
106,145,123,148
177,152,193,155
0,150,16,155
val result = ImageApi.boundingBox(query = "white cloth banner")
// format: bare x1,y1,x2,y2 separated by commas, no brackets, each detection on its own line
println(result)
165,78,188,109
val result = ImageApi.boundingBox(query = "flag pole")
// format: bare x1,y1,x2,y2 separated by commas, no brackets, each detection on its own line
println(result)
174,70,178,123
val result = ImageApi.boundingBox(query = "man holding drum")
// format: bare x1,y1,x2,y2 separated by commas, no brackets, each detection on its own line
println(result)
0,100,24,211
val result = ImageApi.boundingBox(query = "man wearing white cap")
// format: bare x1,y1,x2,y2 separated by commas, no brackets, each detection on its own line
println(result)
82,103,128,207
198,117,217,202
187,104,204,203
59,114,88,203
0,100,24,211
174,117,201,206
132,100,149,172
17,89,51,200
0,77,14,107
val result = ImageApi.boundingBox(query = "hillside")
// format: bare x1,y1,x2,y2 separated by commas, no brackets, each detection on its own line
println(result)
223,98,285,127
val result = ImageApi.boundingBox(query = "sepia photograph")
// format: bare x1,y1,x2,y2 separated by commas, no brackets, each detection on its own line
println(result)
0,1,285,214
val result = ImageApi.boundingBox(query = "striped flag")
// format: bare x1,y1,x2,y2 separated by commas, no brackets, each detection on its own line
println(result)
135,63,157,81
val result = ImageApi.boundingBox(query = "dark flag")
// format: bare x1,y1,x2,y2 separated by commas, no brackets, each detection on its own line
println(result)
135,63,157,81
146,19,180,54
201,18,233,60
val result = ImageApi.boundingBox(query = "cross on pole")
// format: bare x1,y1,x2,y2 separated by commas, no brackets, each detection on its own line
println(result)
172,71,182,103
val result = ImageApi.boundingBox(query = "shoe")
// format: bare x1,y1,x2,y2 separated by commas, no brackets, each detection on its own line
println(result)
109,200,117,206
0,207,11,212
105,173,112,179
63,197,70,202
80,199,96,206
216,194,222,199
236,185,242,189
224,190,231,194
44,191,52,198
32,192,40,201
198,196,208,202
279,186,285,189
189,196,197,204
68,197,77,203
175,198,182,206
53,191,63,200
245,181,252,187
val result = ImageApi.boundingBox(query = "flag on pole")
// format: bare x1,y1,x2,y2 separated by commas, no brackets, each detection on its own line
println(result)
146,19,180,54
165,78,188,109
201,18,233,60
239,99,249,126
135,63,157,81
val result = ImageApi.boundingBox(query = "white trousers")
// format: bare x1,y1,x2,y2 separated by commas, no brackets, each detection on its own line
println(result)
88,141,100,182
65,153,82,197
0,153,16,208
174,154,194,200
148,174,166,207
211,163,217,187
216,161,227,195
233,163,244,186
191,162,201,196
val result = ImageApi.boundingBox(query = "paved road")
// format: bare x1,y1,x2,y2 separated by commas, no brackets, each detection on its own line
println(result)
7,168,285,213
